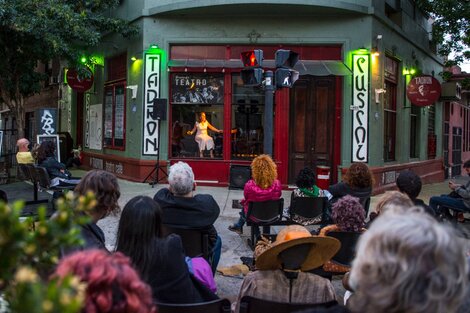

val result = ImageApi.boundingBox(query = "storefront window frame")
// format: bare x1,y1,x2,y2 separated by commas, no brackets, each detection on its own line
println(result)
103,80,126,150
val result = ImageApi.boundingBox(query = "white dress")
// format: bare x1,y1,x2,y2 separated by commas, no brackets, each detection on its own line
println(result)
195,121,214,151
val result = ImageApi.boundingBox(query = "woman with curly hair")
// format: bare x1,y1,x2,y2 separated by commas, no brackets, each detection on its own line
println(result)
229,154,281,234
327,163,373,220
319,195,366,273
54,249,156,313
61,169,121,256
348,211,467,313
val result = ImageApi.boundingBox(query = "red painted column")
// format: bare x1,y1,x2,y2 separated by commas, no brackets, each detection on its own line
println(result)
274,88,290,185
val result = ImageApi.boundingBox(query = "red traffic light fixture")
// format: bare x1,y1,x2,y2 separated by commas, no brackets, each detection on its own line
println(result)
241,50,264,67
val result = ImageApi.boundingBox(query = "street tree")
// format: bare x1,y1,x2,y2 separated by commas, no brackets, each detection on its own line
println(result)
416,0,469,67
0,0,137,137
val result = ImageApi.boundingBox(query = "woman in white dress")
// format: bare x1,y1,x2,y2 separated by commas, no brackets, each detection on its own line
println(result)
188,112,222,158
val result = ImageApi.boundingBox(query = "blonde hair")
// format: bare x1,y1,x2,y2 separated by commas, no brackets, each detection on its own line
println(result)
251,154,277,189
374,190,414,215
349,212,468,313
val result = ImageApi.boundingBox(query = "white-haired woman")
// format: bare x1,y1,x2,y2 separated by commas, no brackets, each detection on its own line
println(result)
347,210,468,313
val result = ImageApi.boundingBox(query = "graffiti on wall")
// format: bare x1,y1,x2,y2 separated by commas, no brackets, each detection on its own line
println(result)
142,53,161,156
351,54,369,162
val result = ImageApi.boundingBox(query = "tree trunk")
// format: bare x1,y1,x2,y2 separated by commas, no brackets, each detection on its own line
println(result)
15,99,26,139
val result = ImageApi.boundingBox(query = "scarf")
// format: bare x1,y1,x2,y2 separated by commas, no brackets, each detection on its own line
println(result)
299,185,320,197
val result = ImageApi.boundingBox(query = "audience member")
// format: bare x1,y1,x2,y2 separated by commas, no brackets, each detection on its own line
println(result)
368,190,415,224
429,159,470,216
153,161,221,272
36,140,79,187
234,225,339,312
396,170,434,216
16,138,34,164
54,249,156,313
116,195,217,304
348,211,468,313
284,167,333,225
229,154,282,234
61,170,120,256
327,163,373,224
319,195,365,273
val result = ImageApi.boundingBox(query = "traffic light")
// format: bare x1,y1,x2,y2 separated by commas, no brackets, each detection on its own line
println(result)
240,50,264,86
275,49,299,88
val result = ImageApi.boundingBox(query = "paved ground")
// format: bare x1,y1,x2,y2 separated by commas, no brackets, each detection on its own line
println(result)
6,170,470,302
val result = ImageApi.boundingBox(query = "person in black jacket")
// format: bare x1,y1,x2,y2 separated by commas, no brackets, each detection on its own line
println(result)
396,170,435,216
36,140,79,187
153,161,221,273
116,196,217,304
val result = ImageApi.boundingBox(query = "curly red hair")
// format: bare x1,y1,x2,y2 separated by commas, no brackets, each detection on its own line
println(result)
251,154,278,189
54,250,156,313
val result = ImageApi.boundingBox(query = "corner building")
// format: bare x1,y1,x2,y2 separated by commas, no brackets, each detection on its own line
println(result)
68,0,446,191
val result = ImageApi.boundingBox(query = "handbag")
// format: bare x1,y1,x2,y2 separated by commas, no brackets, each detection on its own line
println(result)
185,256,217,293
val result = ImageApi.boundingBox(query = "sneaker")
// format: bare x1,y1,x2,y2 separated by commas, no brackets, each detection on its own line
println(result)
228,225,243,234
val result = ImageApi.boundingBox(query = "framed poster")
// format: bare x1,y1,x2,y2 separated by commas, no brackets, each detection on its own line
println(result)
37,134,61,163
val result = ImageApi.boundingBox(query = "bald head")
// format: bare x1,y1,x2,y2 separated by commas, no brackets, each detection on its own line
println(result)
16,138,30,152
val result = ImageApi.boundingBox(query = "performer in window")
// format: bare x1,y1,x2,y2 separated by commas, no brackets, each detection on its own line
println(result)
188,112,222,158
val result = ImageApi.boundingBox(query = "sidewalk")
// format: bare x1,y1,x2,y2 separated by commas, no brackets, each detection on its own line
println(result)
93,172,469,300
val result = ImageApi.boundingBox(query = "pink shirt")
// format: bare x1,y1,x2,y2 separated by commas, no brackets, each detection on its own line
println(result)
240,179,282,215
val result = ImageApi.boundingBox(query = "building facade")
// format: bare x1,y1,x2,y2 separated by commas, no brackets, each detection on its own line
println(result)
59,0,447,190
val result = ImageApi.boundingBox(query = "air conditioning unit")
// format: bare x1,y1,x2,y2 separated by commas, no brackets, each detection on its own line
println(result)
49,75,60,85
440,82,461,101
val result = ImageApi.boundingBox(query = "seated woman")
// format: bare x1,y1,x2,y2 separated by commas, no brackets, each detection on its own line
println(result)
188,112,223,158
228,154,282,234
36,140,80,187
115,195,217,304
327,163,373,223
54,249,156,313
61,170,121,256
284,167,333,225
319,195,366,273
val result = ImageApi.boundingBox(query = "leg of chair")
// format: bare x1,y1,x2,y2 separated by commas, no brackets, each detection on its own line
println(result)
262,226,271,235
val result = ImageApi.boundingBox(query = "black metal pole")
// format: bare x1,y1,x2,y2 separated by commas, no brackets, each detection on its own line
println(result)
151,118,162,188
264,70,274,156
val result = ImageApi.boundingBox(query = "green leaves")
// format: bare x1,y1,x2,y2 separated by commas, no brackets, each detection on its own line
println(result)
0,192,97,312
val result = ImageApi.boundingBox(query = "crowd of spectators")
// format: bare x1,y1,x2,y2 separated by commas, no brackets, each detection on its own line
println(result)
3,146,470,312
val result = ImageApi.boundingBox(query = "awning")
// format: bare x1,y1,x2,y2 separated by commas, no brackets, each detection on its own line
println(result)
168,59,351,76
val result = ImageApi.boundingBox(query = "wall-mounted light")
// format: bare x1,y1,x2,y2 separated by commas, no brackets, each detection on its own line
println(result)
371,48,380,57
130,56,137,62
126,85,138,99
80,56,87,64
375,88,386,104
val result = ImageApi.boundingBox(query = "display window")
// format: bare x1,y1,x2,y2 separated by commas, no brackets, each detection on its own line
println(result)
103,82,126,149
170,73,224,159
231,73,265,160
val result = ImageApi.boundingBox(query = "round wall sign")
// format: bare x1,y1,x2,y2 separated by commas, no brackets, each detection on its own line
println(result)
66,67,94,92
406,75,441,106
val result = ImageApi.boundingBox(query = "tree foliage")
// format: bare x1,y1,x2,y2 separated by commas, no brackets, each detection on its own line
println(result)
415,0,470,66
0,0,137,136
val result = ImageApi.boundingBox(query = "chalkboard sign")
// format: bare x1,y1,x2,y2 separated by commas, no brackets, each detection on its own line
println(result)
37,134,61,163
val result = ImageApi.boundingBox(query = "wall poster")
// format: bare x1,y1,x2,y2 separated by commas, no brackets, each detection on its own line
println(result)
89,103,103,150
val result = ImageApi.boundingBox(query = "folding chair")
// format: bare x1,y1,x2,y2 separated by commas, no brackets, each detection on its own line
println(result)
162,225,211,262
289,195,328,225
239,296,338,313
157,298,231,313
246,198,284,249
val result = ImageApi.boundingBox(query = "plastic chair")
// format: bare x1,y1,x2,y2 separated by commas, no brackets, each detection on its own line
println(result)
326,231,362,267
239,296,338,313
162,225,211,262
289,195,327,224
157,298,231,313
246,198,284,248
359,197,371,217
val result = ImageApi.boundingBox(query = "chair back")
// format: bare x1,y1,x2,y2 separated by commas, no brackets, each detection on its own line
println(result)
157,298,231,313
247,198,284,224
359,196,371,216
289,195,327,221
18,164,33,181
162,225,210,261
326,231,362,267
239,296,338,313
32,166,53,189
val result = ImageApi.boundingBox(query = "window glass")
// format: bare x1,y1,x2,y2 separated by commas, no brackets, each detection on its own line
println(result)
384,80,397,161
103,82,126,149
231,73,264,160
170,73,224,159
